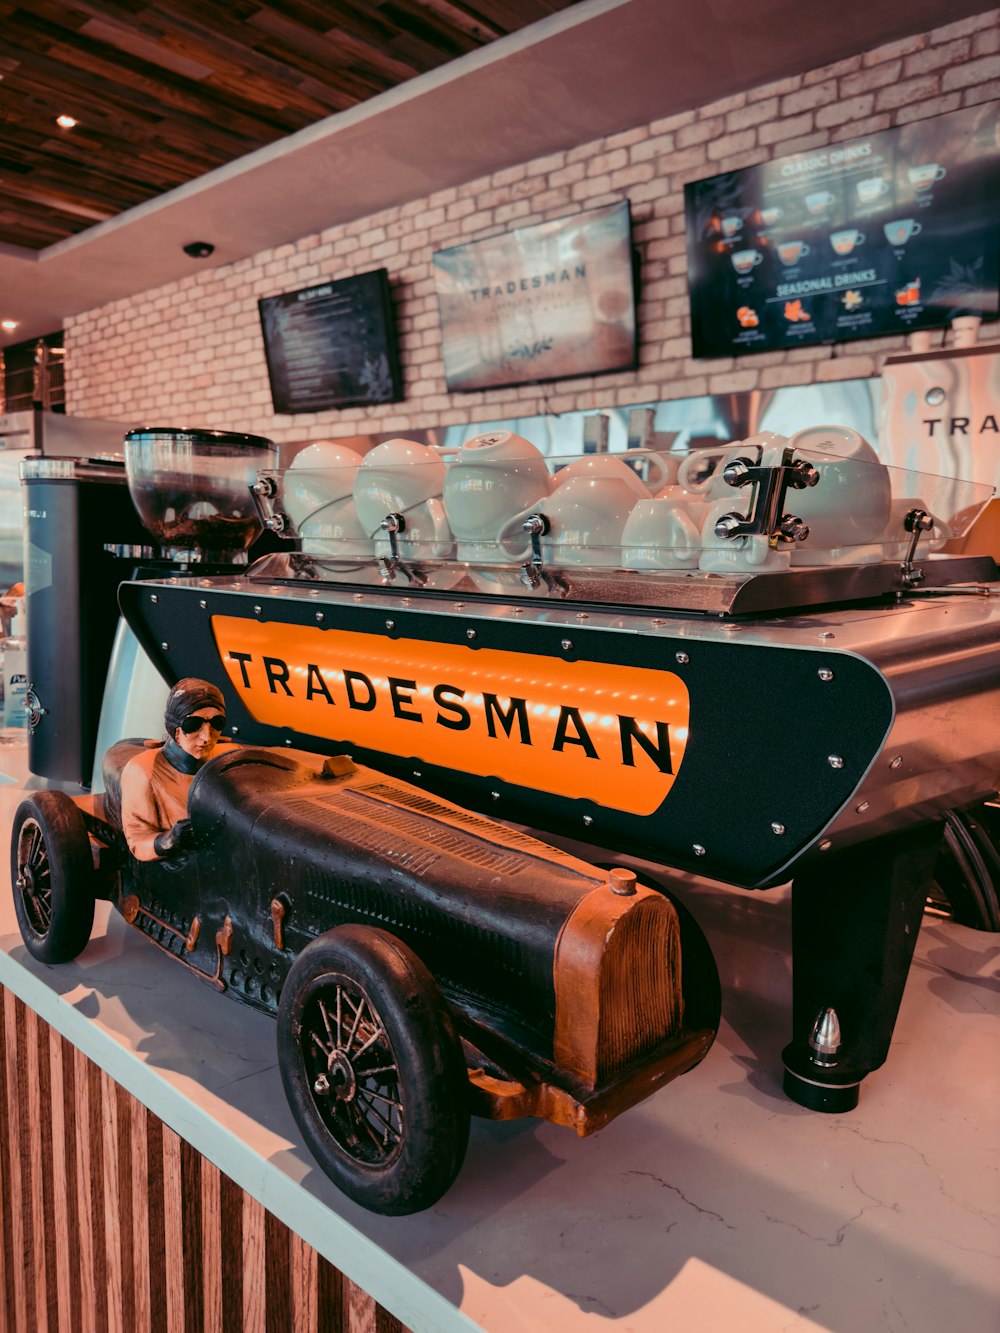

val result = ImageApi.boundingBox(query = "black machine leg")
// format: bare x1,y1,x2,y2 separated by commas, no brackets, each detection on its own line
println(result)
782,823,943,1113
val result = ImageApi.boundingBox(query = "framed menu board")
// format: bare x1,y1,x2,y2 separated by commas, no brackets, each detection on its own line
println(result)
684,104,999,358
432,201,637,391
258,269,403,413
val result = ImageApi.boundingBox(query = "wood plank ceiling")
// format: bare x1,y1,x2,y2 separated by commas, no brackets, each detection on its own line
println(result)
0,0,583,250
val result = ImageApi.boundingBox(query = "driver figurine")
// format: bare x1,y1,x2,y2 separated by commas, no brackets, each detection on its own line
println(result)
120,677,235,862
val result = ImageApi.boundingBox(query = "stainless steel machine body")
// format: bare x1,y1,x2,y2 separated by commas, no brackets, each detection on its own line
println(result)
110,428,1000,1115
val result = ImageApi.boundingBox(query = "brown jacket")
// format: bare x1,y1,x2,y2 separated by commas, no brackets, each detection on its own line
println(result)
120,743,235,861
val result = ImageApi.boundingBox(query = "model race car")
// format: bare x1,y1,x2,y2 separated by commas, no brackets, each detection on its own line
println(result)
10,740,719,1215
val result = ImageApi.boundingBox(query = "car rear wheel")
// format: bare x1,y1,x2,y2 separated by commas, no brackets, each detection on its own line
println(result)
11,792,96,963
276,924,470,1215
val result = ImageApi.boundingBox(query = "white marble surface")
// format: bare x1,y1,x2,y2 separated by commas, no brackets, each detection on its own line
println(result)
0,742,997,1333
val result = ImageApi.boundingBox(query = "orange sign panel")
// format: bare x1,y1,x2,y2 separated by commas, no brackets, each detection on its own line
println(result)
212,617,689,815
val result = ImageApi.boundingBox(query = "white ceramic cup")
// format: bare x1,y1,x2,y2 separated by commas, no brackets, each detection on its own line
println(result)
951,315,982,348
283,442,365,532
698,497,792,573
442,430,551,544
354,438,447,537
298,495,374,559
553,451,673,496
790,494,950,568
675,433,788,500
373,496,454,562
782,425,892,549
497,475,638,567
620,497,702,569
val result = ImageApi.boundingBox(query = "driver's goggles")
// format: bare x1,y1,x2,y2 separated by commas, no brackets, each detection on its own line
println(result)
180,714,226,735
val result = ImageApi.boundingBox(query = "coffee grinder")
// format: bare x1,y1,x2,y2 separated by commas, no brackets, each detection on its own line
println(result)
22,427,279,785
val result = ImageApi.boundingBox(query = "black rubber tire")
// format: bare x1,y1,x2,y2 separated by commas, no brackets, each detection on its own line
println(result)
276,924,470,1216
10,791,96,963
933,803,1000,933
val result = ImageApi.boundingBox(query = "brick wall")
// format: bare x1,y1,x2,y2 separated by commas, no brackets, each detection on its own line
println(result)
65,11,1000,446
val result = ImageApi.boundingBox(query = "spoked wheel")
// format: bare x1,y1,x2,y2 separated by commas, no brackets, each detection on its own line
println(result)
277,924,470,1216
10,791,96,963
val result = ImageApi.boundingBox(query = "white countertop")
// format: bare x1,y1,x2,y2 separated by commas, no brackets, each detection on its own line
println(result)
0,741,997,1333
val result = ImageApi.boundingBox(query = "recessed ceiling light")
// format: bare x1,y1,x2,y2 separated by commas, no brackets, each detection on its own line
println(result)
1,320,18,331
56,115,78,129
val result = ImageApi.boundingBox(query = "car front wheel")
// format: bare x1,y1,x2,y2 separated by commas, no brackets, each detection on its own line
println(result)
276,924,470,1215
11,791,96,963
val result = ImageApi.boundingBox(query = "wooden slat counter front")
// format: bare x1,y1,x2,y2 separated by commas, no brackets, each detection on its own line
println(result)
0,985,406,1333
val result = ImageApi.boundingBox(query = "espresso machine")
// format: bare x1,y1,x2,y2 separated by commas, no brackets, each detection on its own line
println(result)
22,428,280,786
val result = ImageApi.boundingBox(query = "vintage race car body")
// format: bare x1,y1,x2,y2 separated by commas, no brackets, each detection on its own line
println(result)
11,739,718,1213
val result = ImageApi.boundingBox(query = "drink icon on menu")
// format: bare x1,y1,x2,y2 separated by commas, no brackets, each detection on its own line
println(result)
731,248,763,275
830,229,865,256
736,306,759,328
884,218,922,246
721,215,743,238
806,190,835,215
908,163,946,191
856,176,889,204
759,206,783,227
777,240,810,266
896,277,921,306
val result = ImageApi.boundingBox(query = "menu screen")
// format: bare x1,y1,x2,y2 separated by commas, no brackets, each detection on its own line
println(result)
433,201,637,391
259,269,403,413
684,104,999,358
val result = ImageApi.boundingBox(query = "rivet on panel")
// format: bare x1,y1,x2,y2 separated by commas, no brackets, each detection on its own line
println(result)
856,801,870,813
583,815,593,827
819,631,835,640
160,642,168,650
693,844,706,856
889,755,903,769
771,822,786,835
316,612,324,622
199,599,207,609
819,839,832,851
253,605,262,615
818,668,834,682
561,639,573,651
385,620,395,630
150,594,158,604
490,791,500,800
828,755,844,769
675,651,689,665
467,629,476,641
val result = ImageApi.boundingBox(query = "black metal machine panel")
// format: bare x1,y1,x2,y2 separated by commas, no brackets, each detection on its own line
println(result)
117,577,914,889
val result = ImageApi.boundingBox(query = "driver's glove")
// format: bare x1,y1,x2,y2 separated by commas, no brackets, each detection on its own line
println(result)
153,818,193,859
